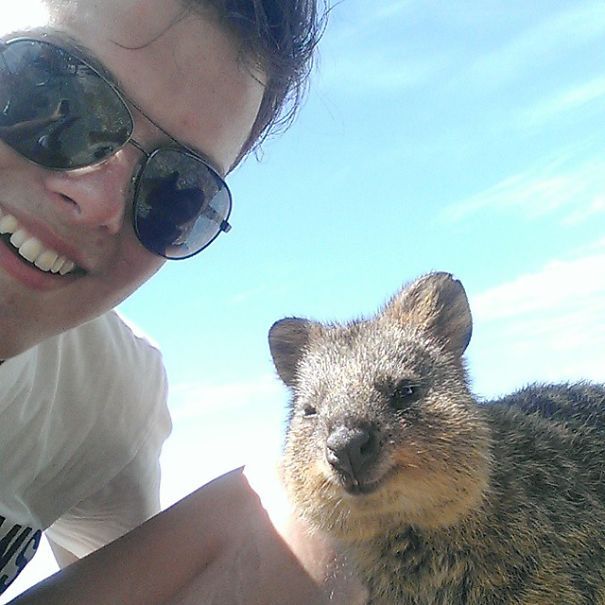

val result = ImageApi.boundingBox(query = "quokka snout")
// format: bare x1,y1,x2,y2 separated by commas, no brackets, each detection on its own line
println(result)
269,272,605,604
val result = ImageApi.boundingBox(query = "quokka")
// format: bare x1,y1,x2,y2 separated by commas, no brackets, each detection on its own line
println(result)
269,272,605,604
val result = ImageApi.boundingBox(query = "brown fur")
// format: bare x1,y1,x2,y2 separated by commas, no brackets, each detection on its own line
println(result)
269,272,605,604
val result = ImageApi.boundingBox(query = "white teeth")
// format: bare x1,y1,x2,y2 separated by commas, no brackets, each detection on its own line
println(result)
59,260,75,275
18,237,44,263
51,256,67,273
35,249,59,271
0,214,18,234
0,212,79,275
9,229,28,248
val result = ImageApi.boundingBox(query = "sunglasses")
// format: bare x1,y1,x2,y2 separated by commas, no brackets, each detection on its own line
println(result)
0,37,233,259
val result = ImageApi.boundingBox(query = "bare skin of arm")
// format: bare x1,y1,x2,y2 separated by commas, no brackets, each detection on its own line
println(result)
7,468,367,605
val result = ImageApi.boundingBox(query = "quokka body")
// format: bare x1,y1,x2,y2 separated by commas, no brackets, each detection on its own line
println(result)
269,272,605,605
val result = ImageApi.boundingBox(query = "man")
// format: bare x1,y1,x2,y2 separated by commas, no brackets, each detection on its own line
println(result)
0,0,365,601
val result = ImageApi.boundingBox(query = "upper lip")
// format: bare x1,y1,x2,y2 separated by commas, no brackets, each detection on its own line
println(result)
0,204,90,273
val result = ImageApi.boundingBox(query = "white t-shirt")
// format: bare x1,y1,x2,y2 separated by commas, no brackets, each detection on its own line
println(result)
0,311,172,593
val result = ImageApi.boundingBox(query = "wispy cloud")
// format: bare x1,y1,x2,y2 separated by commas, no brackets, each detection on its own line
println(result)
466,3,605,90
320,0,447,94
319,49,447,94
328,0,417,42
229,285,268,305
442,155,605,224
468,241,605,394
161,375,287,507
168,374,285,421
519,76,605,129
563,194,605,226
372,0,416,23
472,245,605,323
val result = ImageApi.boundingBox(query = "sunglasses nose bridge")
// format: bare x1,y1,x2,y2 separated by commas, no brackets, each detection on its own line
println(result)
126,137,149,159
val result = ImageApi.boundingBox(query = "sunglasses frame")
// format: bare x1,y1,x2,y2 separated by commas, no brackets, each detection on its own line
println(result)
0,34,233,260
132,146,233,260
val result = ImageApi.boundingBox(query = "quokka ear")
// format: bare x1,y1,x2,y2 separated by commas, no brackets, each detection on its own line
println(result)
384,272,473,357
268,318,316,387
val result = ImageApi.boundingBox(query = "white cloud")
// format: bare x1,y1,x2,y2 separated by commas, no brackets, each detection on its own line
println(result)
319,50,446,94
374,0,414,21
467,3,605,90
520,76,605,129
319,0,447,94
229,286,266,305
443,155,605,224
471,250,605,322
327,0,416,43
168,374,284,421
563,194,605,225
468,242,605,396
161,375,289,509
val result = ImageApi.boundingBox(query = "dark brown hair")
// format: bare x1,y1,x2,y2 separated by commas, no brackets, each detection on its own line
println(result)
186,0,327,165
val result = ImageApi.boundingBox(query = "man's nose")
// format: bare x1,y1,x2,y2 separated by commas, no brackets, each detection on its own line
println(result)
42,147,140,235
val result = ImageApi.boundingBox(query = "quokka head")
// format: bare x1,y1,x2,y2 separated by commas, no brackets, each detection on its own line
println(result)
269,272,492,540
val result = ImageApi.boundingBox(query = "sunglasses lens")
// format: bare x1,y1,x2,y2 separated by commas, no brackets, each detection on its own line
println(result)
0,39,132,169
133,149,232,259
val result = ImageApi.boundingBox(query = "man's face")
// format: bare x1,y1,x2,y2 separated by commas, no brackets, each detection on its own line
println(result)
0,0,265,358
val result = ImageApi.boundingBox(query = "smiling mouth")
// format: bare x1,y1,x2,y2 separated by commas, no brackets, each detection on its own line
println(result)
0,209,82,276
333,472,384,496
332,465,399,497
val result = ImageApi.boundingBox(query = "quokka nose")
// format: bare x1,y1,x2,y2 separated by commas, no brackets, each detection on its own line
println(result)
325,426,377,481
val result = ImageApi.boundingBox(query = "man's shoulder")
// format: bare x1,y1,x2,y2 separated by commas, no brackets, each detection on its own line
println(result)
33,311,169,414
48,312,170,452
61,311,165,371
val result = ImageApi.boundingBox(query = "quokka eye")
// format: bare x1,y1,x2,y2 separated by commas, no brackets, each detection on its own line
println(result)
391,379,420,411
302,404,318,418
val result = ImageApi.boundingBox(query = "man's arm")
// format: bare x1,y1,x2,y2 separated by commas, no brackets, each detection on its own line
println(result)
8,468,367,605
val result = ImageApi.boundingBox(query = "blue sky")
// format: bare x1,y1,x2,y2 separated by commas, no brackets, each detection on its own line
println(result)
4,0,605,599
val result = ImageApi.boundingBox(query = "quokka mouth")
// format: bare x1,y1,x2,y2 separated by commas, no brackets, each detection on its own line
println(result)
330,463,402,497
334,472,385,496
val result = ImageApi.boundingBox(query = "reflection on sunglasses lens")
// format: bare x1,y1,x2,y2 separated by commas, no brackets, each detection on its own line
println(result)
0,39,132,169
134,149,231,259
